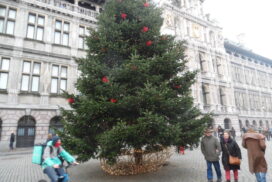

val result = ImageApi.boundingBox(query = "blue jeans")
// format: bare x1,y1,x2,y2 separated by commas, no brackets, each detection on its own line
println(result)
206,161,222,180
43,167,69,182
255,172,266,182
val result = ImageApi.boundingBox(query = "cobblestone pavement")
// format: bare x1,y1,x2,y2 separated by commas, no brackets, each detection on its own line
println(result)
0,138,271,182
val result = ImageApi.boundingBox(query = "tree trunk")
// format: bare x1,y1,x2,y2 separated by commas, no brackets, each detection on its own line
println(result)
133,149,143,165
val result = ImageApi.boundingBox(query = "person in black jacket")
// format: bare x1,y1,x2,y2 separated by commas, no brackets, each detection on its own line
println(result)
220,131,242,182
9,131,15,151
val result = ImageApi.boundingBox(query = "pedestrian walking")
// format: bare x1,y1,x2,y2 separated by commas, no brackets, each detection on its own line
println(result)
220,131,241,182
201,128,222,182
242,126,267,182
9,131,15,151
218,125,224,140
46,133,53,143
263,128,270,141
230,127,236,140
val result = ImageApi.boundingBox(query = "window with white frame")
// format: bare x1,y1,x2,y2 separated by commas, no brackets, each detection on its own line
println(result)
21,61,41,92
78,26,89,49
0,57,10,90
26,13,45,41
0,6,16,35
54,20,69,46
50,65,67,94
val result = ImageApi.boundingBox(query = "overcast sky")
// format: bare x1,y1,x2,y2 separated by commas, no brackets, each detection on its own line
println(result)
203,0,272,59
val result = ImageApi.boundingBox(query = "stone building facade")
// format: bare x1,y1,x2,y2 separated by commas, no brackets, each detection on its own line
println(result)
0,0,102,149
0,0,271,149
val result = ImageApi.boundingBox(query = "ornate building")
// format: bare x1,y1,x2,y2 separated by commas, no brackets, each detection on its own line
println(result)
0,0,102,149
0,0,271,149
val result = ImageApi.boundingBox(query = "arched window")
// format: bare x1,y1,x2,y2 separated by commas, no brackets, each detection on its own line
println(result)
266,120,269,128
16,116,36,148
259,120,263,127
253,120,257,127
49,116,63,135
224,118,231,129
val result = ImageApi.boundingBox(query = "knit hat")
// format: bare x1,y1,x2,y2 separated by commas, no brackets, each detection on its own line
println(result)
52,136,60,145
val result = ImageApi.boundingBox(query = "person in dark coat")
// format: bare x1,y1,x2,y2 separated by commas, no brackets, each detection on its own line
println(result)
230,127,236,140
217,125,224,139
220,131,241,182
9,131,15,151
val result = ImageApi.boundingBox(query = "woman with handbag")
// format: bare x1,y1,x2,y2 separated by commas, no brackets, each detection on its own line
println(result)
220,131,242,182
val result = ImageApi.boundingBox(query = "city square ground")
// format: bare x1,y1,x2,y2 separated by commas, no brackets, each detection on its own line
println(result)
0,138,271,182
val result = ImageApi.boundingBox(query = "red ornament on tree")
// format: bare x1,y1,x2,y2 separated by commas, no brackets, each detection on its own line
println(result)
174,85,181,89
121,13,127,19
141,26,149,32
102,76,109,83
67,98,75,104
144,2,150,7
146,40,153,46
110,98,118,103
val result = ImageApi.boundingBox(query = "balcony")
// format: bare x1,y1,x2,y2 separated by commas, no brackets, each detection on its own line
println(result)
20,0,99,20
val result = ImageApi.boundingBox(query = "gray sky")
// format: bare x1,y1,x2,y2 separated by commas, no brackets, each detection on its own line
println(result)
203,0,272,59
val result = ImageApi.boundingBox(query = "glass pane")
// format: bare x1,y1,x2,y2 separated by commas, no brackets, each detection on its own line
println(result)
51,78,58,93
6,21,15,35
63,33,69,46
21,75,29,91
0,7,5,17
85,29,90,36
54,31,61,44
23,61,31,73
26,25,35,39
18,128,25,136
52,65,59,77
37,16,44,26
63,22,69,32
79,37,84,49
79,26,84,35
61,67,67,78
36,27,43,41
28,128,35,136
0,73,8,89
1,58,9,70
8,9,16,19
0,19,3,33
60,79,67,91
55,20,61,30
31,76,39,92
33,63,40,74
28,14,35,24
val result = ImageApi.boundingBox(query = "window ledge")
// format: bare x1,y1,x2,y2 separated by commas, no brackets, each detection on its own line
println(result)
0,89,8,94
78,48,87,51
0,33,15,38
52,44,71,49
19,92,41,96
49,93,65,98
24,38,45,44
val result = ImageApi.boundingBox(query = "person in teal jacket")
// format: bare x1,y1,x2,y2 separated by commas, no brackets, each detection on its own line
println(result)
42,136,78,182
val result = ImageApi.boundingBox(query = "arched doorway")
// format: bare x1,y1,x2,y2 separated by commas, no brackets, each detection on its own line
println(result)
0,119,2,141
259,120,263,127
239,120,242,130
266,120,269,128
224,118,231,129
49,116,63,135
253,120,257,127
245,120,250,127
16,116,36,148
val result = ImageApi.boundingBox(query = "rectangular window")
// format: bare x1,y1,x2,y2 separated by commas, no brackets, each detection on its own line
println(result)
26,13,45,41
21,61,41,92
51,65,68,94
78,26,88,49
0,58,10,90
0,6,16,35
54,20,69,46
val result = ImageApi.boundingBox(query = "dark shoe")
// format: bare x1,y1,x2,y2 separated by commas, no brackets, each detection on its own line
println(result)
234,180,238,182
225,180,230,182
217,179,222,182
208,180,213,182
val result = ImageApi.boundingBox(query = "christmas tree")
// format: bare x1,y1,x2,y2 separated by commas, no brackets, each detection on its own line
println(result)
61,0,210,168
